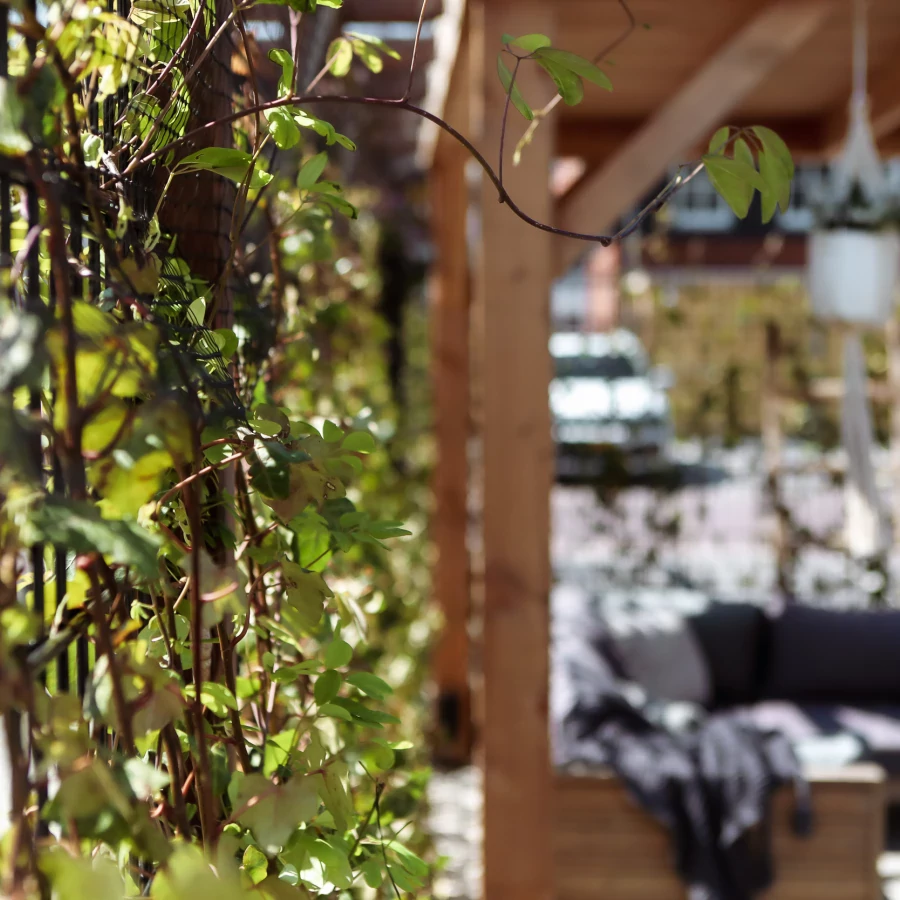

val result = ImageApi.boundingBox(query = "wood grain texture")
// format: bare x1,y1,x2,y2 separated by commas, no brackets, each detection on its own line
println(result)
554,768,885,900
430,32,472,767
474,1,556,898
557,0,837,274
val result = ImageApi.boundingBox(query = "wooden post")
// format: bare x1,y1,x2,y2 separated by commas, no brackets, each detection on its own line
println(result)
473,2,555,899
763,320,792,598
430,34,473,767
886,316,900,549
585,245,620,333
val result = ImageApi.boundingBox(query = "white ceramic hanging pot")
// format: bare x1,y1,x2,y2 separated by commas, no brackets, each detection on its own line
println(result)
807,228,900,326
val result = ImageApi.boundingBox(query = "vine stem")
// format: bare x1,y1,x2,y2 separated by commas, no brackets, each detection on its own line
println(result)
130,93,626,245
403,0,430,102
185,477,218,848
497,54,522,193
122,3,247,175
512,0,637,165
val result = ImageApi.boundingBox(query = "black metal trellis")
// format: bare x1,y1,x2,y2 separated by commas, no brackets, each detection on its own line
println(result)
2,0,250,703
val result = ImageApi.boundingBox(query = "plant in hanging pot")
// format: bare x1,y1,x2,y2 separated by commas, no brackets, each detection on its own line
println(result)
808,179,900,327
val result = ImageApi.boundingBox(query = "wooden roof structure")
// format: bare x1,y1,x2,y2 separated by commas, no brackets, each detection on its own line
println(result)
423,3,900,900
258,3,900,898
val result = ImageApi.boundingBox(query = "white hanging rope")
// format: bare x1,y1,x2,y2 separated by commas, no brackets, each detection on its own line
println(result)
833,0,887,202
842,331,889,558
831,0,891,562
852,0,868,104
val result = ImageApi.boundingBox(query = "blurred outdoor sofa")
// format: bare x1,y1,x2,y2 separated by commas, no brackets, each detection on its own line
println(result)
551,596,898,899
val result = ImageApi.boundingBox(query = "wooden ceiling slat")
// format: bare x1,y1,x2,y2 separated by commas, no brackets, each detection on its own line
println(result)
557,0,838,274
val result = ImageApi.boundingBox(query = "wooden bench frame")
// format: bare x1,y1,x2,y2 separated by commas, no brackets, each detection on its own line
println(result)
554,766,886,900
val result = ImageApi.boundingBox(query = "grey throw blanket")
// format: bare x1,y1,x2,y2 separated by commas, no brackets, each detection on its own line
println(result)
560,693,813,900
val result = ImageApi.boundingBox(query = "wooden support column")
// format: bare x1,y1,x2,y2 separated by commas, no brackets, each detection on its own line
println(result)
585,246,621,333
473,2,555,899
430,31,473,767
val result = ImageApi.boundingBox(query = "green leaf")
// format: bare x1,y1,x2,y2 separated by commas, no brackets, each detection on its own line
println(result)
234,774,318,855
496,55,533,121
213,328,239,361
175,148,273,189
387,863,424,893
389,842,429,879
26,499,161,577
0,78,33,155
510,33,552,53
319,702,352,721
309,837,352,888
535,48,612,90
123,758,171,800
708,126,730,155
758,148,791,223
327,37,354,77
345,671,392,701
536,58,583,106
242,845,268,885
324,638,352,669
82,133,103,167
184,681,238,718
265,107,300,149
701,154,766,219
296,151,327,190
371,744,395,771
752,125,795,178
314,762,352,832
82,404,130,454
344,31,401,60
322,420,343,443
314,669,341,705
268,48,295,97
340,430,375,454
361,857,383,889
249,441,294,499
733,137,755,172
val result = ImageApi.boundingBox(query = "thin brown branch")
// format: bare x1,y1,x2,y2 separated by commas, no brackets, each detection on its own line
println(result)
497,55,521,191
513,0,637,163
139,1,207,106
86,569,136,755
185,478,217,847
216,621,252,772
130,91,653,247
403,0,430,102
162,724,193,838
154,450,250,520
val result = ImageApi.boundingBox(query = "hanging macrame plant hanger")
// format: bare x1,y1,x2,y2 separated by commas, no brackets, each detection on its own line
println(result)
831,0,886,211
813,0,894,565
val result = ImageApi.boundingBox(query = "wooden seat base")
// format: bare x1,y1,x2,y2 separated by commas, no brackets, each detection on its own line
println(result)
554,766,886,900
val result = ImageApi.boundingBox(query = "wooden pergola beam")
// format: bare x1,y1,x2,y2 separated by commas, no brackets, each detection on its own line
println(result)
556,0,837,274
430,26,473,768
475,1,555,899
557,116,832,168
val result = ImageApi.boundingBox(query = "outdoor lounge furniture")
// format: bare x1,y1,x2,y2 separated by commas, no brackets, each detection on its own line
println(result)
552,600,900,899
554,766,885,900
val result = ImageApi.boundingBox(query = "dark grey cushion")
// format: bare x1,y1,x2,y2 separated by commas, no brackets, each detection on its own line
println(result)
764,605,900,704
606,608,712,705
686,602,769,706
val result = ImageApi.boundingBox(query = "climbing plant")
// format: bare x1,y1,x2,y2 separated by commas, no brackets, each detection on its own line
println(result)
0,0,793,897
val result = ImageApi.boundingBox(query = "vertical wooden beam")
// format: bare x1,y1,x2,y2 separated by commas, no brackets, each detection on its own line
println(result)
763,321,792,598
886,317,900,550
474,2,555,899
430,30,473,767
585,246,620,333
